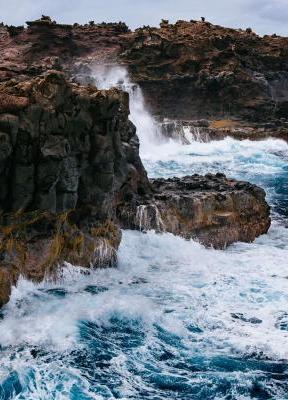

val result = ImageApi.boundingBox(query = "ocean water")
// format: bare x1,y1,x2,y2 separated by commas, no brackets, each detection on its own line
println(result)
0,135,287,400
1,68,288,399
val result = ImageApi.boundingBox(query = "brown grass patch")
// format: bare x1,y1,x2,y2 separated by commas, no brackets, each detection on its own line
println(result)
210,119,243,129
0,94,29,113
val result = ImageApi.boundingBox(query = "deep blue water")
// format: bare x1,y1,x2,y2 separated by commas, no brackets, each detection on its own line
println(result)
0,137,288,399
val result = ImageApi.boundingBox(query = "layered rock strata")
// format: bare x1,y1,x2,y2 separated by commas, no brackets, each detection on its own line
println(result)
0,17,287,128
121,20,288,124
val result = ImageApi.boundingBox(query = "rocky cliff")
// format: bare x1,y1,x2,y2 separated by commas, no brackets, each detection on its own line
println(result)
0,17,273,307
121,20,288,124
0,69,151,306
1,16,287,129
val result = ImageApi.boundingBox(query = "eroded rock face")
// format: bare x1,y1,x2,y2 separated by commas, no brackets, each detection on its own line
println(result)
0,70,150,306
0,18,274,306
0,18,287,126
121,21,288,123
0,70,150,214
118,174,271,249
160,119,288,143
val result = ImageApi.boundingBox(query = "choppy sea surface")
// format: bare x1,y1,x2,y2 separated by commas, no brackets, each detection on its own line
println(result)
0,136,288,399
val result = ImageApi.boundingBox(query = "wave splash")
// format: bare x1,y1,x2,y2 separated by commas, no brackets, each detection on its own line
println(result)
0,68,288,399
0,224,288,399
91,65,164,156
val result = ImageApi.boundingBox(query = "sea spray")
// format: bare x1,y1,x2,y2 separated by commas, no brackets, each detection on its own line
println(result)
0,106,288,397
136,204,165,232
161,119,211,143
91,65,163,155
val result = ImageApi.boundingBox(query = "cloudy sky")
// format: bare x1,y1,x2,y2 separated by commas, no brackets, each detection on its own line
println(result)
0,0,287,36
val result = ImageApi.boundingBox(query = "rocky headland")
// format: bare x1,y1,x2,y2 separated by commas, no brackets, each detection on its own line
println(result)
120,20,288,131
118,174,270,249
1,16,288,131
0,16,275,306
0,69,151,306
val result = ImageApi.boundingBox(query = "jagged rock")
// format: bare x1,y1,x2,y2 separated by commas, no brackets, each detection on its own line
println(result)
120,21,288,123
117,174,271,248
0,18,287,126
0,70,150,306
0,19,275,307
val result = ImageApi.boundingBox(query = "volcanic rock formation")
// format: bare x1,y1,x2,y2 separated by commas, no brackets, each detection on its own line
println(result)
0,17,288,132
0,70,150,306
120,20,288,123
118,174,271,248
0,17,274,307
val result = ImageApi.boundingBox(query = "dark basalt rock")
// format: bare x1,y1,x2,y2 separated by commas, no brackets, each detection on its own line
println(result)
120,21,288,124
0,19,274,307
117,174,271,249
0,70,150,306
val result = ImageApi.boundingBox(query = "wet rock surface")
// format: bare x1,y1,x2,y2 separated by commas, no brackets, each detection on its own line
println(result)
160,118,288,143
118,173,271,248
0,17,274,306
0,70,150,306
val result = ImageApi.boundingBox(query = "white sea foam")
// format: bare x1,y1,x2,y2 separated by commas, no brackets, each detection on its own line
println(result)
1,183,287,398
142,136,288,178
91,65,164,157
0,67,287,398
1,223,287,358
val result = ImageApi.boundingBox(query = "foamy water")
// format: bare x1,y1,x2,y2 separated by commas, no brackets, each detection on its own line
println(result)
0,68,288,399
0,135,287,399
91,65,163,156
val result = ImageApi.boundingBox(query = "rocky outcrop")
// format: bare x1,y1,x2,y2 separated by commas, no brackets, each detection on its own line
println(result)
118,173,271,248
0,17,287,127
0,70,150,306
0,17,129,83
121,21,288,124
0,17,274,307
160,118,288,143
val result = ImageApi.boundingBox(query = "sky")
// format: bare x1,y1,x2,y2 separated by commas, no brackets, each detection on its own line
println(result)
0,0,287,36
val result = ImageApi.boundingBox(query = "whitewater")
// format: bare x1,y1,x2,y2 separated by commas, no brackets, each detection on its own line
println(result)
0,68,288,399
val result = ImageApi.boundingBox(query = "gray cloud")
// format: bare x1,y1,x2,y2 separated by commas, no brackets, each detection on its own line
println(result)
0,0,287,36
254,0,288,23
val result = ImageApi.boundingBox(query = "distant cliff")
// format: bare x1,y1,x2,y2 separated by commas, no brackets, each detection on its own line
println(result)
121,20,288,123
1,16,288,125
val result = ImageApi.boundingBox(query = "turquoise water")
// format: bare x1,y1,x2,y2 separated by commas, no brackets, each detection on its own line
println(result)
0,137,288,399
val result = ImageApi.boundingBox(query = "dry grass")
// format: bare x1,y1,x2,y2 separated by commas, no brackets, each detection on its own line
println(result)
0,211,119,280
0,93,29,113
210,119,243,129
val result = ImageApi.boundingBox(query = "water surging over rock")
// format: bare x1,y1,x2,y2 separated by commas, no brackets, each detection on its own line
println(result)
118,173,271,249
0,70,151,306
0,63,272,307
90,65,163,155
